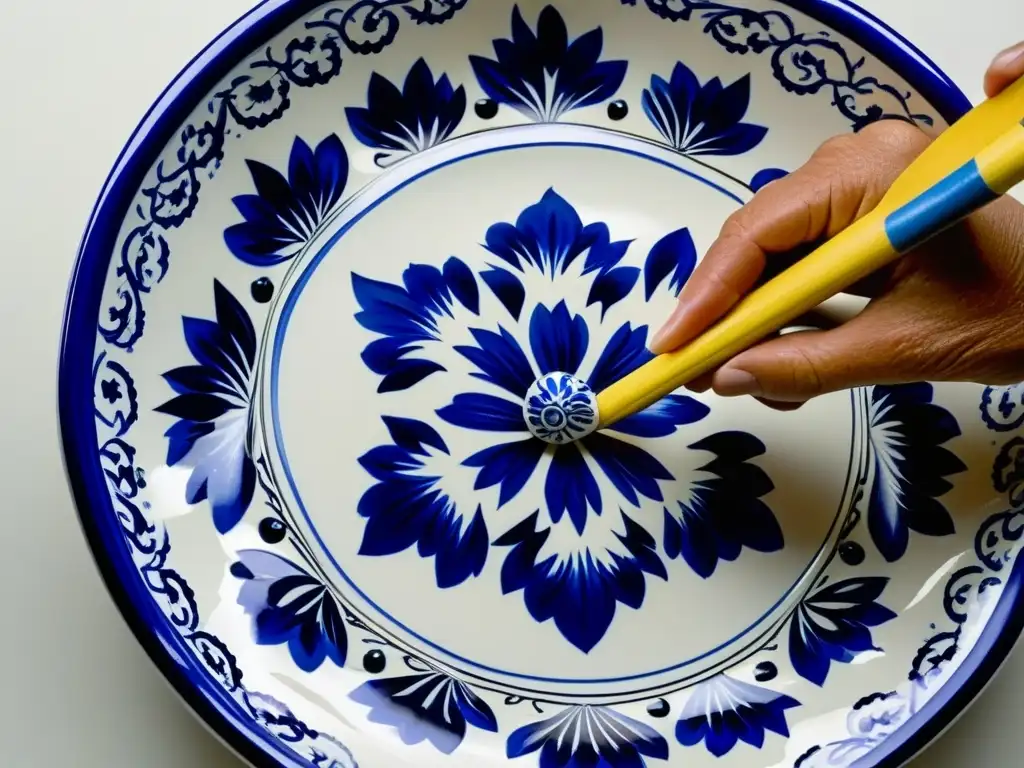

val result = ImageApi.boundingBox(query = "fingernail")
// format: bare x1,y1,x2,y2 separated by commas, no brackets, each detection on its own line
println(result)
648,304,689,354
714,368,761,397
993,42,1024,70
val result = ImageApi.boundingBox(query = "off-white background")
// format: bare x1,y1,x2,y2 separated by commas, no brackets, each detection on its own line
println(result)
0,1,1022,766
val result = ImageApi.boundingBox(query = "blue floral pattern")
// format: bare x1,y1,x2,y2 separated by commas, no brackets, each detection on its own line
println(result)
353,257,480,393
642,62,767,155
675,674,800,756
100,0,466,350
79,2,981,767
353,188,784,654
523,372,598,444
232,549,349,672
507,705,669,766
224,135,349,266
470,6,628,123
789,576,897,686
981,383,1024,432
622,0,934,131
866,384,965,562
347,57,466,165
155,280,256,534
350,658,498,754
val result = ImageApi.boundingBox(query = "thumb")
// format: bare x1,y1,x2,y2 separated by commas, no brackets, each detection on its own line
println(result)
707,308,926,402
985,41,1024,98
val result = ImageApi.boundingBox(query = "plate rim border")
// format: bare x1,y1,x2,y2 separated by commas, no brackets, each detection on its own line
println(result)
57,1,1007,767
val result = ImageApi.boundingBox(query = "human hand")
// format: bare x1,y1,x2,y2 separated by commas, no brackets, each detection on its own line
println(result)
648,47,1024,410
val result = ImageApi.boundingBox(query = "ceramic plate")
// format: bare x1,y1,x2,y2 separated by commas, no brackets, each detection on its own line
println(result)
60,1,1024,766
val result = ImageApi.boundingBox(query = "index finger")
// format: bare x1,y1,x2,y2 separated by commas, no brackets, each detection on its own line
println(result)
647,121,930,354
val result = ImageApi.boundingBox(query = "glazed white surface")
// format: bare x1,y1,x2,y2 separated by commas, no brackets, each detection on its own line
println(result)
1,1,1023,767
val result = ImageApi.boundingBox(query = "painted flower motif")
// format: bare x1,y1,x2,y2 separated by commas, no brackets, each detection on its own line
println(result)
354,188,784,654
482,188,646,318
353,256,479,392
981,382,1024,432
155,280,256,534
493,509,668,654
866,383,964,562
144,166,199,227
231,549,348,672
789,576,897,686
469,5,627,122
350,657,498,754
224,135,349,266
346,57,466,165
675,674,800,757
357,416,489,588
221,73,291,130
506,705,669,767
439,300,705,534
524,372,597,444
642,62,767,155
662,431,782,578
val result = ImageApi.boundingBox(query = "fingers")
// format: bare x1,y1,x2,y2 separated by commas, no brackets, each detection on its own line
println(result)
985,41,1024,98
703,303,929,403
648,120,931,354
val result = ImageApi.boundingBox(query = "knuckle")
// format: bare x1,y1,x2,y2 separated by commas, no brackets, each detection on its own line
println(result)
859,118,932,157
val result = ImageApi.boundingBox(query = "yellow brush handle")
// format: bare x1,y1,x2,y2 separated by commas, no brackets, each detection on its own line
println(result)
596,79,1024,429
596,213,894,422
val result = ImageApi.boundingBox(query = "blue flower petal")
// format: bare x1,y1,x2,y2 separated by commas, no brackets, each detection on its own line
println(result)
644,226,697,299
664,431,782,577
224,136,348,266
233,550,348,672
642,62,767,156
437,393,527,432
507,705,668,764
676,675,799,757
584,432,672,506
382,414,448,455
351,670,495,755
346,58,465,156
156,280,256,534
378,359,447,393
464,438,546,506
545,443,602,534
443,257,480,315
529,301,589,376
587,266,640,317
456,326,535,397
587,321,652,392
611,394,709,437
867,384,963,562
789,576,897,686
480,266,526,319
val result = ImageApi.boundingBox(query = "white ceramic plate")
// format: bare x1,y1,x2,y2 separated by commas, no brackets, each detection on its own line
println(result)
60,2,1024,767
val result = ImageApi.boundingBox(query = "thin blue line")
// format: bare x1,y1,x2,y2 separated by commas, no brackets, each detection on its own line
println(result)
271,139,826,686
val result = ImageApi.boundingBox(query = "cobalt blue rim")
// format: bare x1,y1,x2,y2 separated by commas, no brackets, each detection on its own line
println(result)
55,1,992,767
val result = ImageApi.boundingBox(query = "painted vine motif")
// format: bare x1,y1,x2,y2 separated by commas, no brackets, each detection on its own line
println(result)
81,2,993,767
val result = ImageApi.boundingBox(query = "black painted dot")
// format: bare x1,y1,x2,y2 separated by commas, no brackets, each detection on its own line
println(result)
251,277,274,303
258,517,287,544
839,541,866,566
754,661,778,682
607,99,628,120
475,98,498,119
646,698,670,718
363,649,387,674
